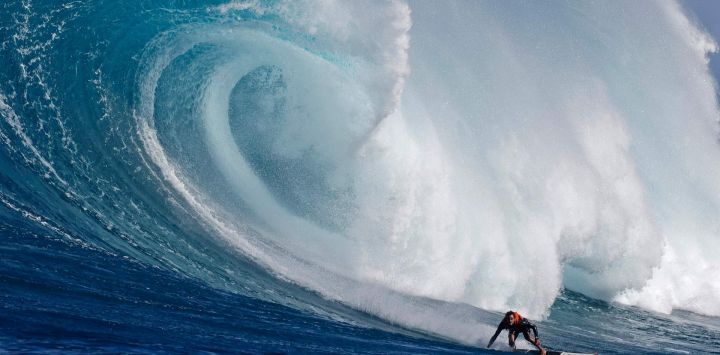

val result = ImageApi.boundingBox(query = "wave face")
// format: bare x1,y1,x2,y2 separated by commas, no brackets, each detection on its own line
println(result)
1,0,720,350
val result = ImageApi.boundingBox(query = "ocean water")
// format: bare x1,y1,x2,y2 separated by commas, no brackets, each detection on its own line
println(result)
1,1,720,354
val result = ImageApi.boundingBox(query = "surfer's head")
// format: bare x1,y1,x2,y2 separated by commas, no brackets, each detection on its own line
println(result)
505,311,516,325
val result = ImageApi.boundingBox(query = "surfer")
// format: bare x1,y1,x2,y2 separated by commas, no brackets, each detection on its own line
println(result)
487,311,546,355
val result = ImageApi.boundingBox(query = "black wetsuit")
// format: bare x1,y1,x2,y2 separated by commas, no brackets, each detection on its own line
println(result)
491,317,539,348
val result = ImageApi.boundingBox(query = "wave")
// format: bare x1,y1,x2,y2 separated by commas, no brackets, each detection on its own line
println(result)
1,0,719,344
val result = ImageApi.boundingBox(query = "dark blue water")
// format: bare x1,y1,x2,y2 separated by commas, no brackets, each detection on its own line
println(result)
0,214,482,354
2,0,720,354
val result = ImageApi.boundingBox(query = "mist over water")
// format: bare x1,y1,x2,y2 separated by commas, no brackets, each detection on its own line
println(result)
401,1,720,319
1,0,720,350
402,1,720,319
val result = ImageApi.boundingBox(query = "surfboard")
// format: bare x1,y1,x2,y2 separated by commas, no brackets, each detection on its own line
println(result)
513,350,597,355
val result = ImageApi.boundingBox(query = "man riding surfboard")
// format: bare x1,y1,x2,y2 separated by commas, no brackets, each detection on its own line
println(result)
487,311,546,355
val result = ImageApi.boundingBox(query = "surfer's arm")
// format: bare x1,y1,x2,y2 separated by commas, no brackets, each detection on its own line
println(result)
486,322,504,348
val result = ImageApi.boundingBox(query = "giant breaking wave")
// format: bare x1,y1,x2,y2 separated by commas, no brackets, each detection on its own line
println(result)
1,0,719,344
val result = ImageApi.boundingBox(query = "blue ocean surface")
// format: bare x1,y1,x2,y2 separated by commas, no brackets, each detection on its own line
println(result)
2,1,720,354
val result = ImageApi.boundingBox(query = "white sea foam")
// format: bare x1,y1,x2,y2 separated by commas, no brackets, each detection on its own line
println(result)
401,1,720,319
0,93,67,186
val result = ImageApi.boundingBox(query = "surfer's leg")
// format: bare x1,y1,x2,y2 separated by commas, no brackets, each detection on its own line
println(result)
522,329,546,355
521,329,534,343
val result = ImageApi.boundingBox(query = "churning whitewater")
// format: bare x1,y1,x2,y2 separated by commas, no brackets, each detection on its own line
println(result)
1,0,720,353
139,0,720,322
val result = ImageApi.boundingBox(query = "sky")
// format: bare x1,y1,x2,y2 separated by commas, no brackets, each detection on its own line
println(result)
683,0,720,91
